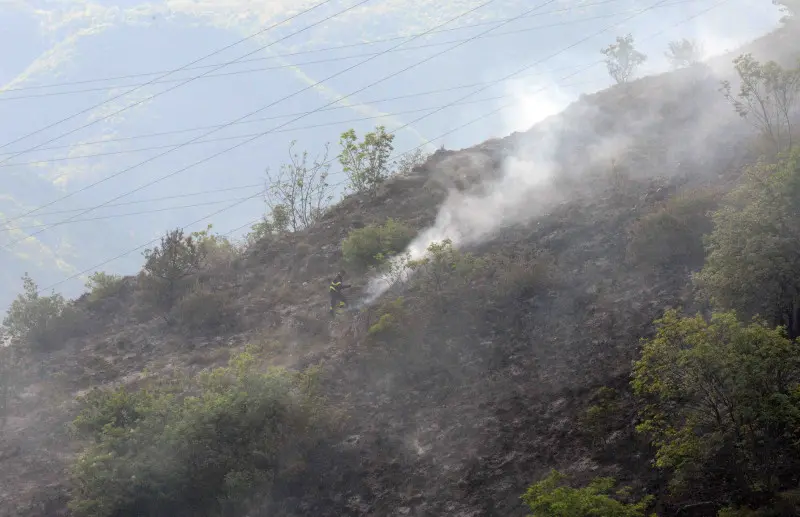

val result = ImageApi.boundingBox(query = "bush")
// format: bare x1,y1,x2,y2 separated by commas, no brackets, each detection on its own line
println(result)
69,347,326,517
139,228,209,312
174,285,236,334
85,272,125,304
694,148,800,337
341,218,415,270
626,187,720,269
3,273,85,351
407,239,484,306
632,309,800,507
367,297,407,339
521,470,654,516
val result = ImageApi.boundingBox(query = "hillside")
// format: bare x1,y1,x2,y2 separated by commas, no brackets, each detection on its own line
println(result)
2,19,800,517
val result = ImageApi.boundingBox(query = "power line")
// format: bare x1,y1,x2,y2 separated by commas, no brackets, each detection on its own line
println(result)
0,0,369,162
2,84,604,168
0,62,602,158
2,198,261,232
4,183,264,219
32,0,725,295
0,0,696,102
0,0,635,95
0,195,264,232
1,0,550,247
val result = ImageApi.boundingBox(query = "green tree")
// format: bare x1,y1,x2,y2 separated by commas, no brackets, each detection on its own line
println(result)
2,273,73,351
338,125,395,195
140,228,208,312
632,309,800,507
265,141,334,232
521,470,654,517
601,34,647,84
665,38,703,69
694,149,800,337
720,54,800,153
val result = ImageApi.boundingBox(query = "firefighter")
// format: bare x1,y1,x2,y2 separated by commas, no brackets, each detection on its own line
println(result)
329,270,350,316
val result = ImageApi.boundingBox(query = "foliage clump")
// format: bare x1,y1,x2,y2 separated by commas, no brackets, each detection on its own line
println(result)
341,218,415,270
720,54,800,153
632,309,800,507
85,272,125,304
3,273,84,351
521,470,655,517
69,347,326,517
694,148,800,336
338,125,395,195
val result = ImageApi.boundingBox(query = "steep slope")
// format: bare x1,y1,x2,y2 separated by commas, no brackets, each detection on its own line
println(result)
2,23,799,517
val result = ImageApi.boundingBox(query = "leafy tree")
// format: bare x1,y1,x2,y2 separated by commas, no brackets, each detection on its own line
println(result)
521,470,655,517
69,347,326,517
265,141,334,232
632,309,800,507
338,125,395,195
2,273,75,351
720,54,800,153
601,34,647,84
140,228,208,311
665,38,703,69
694,149,800,337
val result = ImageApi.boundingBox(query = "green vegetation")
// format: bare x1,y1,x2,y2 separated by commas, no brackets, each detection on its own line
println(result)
69,347,326,517
2,273,84,351
522,471,655,517
632,309,800,508
694,148,800,336
341,218,415,270
338,125,395,195
85,272,125,304
601,34,647,84
264,141,334,232
720,55,800,154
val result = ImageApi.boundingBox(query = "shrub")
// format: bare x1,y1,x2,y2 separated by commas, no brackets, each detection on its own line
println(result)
407,239,484,305
367,297,407,339
626,187,720,269
632,309,800,507
69,347,326,517
140,228,209,312
341,218,415,270
85,272,125,304
580,387,622,444
521,470,655,517
174,285,236,334
3,273,84,351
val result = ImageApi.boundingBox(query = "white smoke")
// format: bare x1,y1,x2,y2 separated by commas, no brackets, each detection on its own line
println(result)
360,81,573,306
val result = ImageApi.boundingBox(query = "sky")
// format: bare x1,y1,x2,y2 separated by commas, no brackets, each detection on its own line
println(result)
0,0,785,310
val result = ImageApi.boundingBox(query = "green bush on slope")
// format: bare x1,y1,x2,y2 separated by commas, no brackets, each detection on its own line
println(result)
341,218,415,270
522,470,655,517
69,346,326,517
632,309,800,508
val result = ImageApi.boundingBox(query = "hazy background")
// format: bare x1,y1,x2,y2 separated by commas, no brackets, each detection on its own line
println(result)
0,0,783,311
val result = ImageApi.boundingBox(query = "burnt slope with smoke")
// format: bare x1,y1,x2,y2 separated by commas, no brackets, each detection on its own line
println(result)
1,22,799,517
